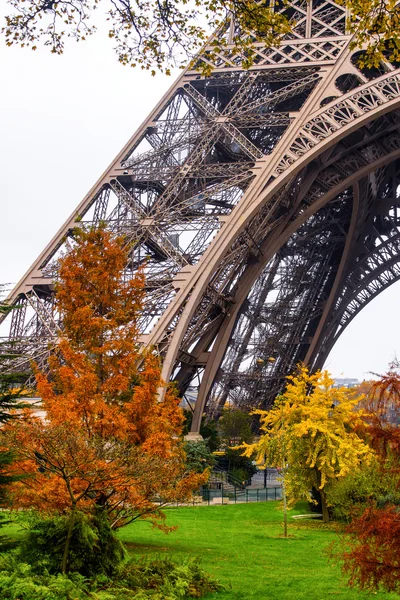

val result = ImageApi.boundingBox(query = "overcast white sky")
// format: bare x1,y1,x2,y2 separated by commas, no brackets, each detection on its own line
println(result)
1,18,400,382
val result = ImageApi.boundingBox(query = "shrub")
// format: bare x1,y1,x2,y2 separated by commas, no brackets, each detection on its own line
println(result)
325,462,400,522
184,441,215,474
0,557,89,600
225,448,257,481
0,555,223,599
17,509,125,576
228,468,250,485
110,556,224,599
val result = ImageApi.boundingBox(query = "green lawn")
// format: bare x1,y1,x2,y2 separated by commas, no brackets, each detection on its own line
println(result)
2,503,398,599
118,502,399,600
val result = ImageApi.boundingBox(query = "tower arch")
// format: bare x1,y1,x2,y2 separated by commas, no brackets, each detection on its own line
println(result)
3,2,400,431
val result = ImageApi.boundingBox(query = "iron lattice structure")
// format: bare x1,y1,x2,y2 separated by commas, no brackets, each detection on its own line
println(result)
3,0,400,433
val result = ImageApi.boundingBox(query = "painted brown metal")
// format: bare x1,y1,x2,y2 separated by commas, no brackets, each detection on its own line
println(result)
4,1,400,431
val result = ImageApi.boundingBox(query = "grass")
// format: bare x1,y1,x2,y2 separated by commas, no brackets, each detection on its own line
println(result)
118,502,399,600
1,503,398,599
0,519,25,543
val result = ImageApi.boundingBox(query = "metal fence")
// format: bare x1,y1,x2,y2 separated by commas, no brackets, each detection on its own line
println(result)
201,485,282,505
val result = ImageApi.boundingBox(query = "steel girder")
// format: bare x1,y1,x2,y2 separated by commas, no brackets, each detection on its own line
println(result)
4,1,400,432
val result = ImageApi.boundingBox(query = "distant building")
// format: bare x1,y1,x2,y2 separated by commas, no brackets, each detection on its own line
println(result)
333,378,360,388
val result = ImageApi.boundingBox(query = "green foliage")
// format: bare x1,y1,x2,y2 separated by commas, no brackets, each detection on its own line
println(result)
105,556,224,599
3,0,400,75
217,408,255,483
0,290,12,318
376,492,400,508
198,419,220,453
0,554,222,600
0,366,30,422
218,408,254,447
118,503,400,600
0,556,89,600
184,441,215,473
227,467,251,485
18,510,125,577
225,448,257,483
326,462,400,522
1,0,291,75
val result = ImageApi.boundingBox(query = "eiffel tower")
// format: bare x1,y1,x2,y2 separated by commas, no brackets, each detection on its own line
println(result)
3,0,400,434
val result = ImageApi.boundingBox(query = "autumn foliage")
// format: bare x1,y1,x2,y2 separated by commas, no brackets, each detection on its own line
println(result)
4,227,205,572
343,504,400,592
242,366,372,523
339,365,400,592
355,368,400,458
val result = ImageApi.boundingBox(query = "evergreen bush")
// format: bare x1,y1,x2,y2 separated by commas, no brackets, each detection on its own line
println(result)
17,510,125,576
184,440,216,473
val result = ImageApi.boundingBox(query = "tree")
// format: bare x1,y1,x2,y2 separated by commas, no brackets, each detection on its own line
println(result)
4,226,205,574
242,366,372,523
355,364,400,458
2,0,400,74
218,407,254,448
217,408,256,483
342,504,400,593
184,440,216,473
337,364,400,592
326,458,400,522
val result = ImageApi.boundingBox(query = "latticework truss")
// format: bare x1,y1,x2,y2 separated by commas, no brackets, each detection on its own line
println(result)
4,0,400,432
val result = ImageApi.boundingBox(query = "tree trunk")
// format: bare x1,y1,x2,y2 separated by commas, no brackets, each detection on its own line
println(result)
320,489,329,523
282,486,288,537
282,469,288,537
62,504,76,575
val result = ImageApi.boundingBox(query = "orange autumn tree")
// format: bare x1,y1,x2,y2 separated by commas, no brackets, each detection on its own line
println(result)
5,226,205,574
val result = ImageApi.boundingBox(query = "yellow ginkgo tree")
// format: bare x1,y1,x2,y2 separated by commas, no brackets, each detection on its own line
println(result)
242,366,373,523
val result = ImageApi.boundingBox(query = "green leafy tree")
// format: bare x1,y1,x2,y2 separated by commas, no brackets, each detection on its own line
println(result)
218,408,256,483
242,366,373,523
2,0,399,74
224,448,257,485
184,440,216,474
218,408,253,447
326,459,400,522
